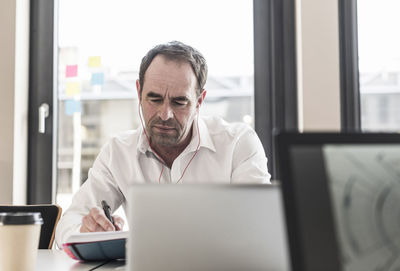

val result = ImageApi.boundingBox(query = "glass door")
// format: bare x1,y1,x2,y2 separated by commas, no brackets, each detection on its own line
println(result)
56,0,255,213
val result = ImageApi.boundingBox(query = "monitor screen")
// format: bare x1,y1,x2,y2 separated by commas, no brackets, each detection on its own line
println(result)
322,144,400,271
277,133,400,271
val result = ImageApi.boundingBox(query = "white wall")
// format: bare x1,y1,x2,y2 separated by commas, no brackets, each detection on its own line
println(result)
0,0,16,204
0,0,29,204
296,0,341,131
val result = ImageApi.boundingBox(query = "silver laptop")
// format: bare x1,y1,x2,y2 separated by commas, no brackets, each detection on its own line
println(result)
127,184,290,271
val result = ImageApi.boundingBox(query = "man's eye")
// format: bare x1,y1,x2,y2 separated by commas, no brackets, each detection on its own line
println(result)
172,100,187,106
150,99,162,104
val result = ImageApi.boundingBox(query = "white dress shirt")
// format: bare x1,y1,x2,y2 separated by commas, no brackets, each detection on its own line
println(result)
55,116,270,246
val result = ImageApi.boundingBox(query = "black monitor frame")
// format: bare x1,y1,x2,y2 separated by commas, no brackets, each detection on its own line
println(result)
276,132,400,271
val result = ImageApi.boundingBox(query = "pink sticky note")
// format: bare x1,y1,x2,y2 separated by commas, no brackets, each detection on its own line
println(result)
66,65,78,77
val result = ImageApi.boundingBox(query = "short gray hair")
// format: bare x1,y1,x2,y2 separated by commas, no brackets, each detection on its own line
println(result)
138,41,208,96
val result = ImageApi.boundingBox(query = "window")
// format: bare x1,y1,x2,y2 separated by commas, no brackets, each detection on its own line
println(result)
28,0,297,204
56,0,255,211
358,0,400,131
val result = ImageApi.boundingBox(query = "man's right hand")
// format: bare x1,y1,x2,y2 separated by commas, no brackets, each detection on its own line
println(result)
80,207,124,233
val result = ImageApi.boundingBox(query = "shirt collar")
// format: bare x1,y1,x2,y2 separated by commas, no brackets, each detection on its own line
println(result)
137,116,216,154
137,125,150,154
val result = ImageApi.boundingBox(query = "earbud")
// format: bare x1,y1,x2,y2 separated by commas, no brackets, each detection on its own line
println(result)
176,112,201,184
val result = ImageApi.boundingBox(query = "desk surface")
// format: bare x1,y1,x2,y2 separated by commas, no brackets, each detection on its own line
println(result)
35,250,126,271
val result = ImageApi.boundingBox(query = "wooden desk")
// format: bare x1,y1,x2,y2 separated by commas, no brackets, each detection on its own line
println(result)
35,250,126,270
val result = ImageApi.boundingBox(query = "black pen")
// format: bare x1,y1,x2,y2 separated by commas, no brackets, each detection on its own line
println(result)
101,200,114,225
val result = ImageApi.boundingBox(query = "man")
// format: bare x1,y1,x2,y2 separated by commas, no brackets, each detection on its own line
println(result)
55,41,270,246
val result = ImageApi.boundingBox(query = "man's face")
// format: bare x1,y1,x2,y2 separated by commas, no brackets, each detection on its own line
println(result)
136,55,206,147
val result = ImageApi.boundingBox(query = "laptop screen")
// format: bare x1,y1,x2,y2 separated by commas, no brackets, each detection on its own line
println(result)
277,133,400,271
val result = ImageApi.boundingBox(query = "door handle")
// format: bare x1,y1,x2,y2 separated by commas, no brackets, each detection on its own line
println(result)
38,103,49,133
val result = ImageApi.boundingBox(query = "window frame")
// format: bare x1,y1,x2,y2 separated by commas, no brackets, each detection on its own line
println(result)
27,0,58,204
28,0,298,202
254,0,298,178
338,0,361,131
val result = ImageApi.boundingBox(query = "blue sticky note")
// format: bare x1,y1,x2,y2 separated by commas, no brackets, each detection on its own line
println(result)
91,72,104,86
65,100,81,115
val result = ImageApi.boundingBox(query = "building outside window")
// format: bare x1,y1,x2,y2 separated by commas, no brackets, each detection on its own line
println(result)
358,0,400,132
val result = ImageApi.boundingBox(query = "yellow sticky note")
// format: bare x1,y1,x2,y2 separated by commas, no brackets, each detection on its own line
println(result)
66,82,80,96
88,56,101,67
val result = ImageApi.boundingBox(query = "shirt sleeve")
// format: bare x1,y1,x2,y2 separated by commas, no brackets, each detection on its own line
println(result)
55,140,124,247
230,127,271,184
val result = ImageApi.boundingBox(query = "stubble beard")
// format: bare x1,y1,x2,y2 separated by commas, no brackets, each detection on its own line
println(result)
147,118,182,147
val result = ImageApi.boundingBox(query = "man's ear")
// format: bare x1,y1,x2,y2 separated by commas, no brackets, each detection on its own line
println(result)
197,89,207,110
136,80,141,103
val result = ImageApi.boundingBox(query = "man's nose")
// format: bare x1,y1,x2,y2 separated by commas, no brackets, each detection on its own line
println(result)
158,103,174,121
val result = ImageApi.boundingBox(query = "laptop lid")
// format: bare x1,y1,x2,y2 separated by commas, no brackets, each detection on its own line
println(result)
276,132,400,271
127,184,291,271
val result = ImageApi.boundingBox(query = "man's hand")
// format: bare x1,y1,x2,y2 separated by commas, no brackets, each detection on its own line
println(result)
80,207,125,233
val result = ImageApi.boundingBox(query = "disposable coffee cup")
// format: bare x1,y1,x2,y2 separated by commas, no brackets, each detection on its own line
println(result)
0,212,43,271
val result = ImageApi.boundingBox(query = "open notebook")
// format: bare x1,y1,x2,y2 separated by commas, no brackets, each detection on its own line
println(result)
62,231,128,261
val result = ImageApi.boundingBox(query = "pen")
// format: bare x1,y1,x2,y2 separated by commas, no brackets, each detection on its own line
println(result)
101,200,114,225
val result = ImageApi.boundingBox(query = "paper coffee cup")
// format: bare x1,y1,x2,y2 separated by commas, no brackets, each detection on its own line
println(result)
0,212,43,271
